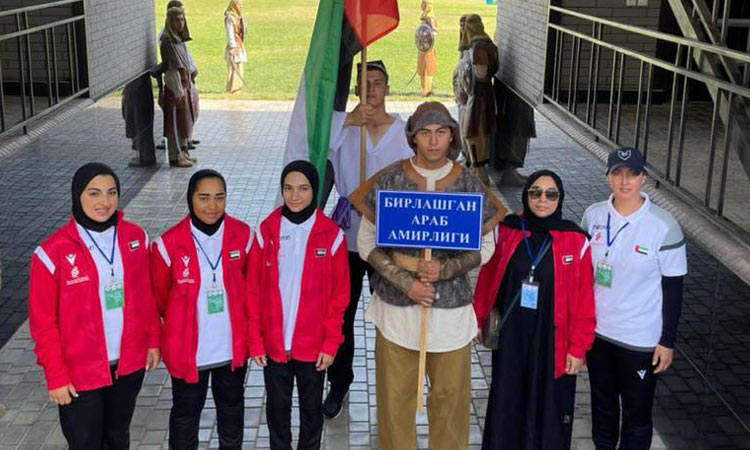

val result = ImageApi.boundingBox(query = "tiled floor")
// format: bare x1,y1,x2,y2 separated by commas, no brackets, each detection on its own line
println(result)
0,98,747,449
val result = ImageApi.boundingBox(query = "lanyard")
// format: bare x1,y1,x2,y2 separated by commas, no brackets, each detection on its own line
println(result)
520,221,549,283
84,227,117,278
605,213,629,258
192,233,222,284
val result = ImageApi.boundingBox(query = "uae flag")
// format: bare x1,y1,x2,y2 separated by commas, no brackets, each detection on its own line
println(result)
282,0,399,205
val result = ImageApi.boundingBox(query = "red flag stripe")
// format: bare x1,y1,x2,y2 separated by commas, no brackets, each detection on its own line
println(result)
344,0,399,47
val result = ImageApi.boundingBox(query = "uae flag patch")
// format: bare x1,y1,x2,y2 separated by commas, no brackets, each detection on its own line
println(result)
129,241,140,251
229,250,241,260
635,245,649,255
562,255,574,265
315,248,327,257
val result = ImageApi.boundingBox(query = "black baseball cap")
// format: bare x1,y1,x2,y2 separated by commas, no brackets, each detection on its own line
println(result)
606,147,645,175
356,60,389,84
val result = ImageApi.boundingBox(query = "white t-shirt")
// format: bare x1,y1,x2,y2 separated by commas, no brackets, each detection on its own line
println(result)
192,222,233,368
277,214,316,352
77,224,126,363
328,111,414,252
582,193,688,349
256,213,345,353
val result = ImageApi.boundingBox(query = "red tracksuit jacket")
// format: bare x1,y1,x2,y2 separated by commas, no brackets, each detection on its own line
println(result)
29,212,159,391
474,221,596,378
150,215,252,383
247,208,350,363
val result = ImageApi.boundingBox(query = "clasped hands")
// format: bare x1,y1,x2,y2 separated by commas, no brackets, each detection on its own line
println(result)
407,259,440,308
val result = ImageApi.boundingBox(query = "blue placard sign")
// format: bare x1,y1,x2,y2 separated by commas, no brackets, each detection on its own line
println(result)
375,190,483,251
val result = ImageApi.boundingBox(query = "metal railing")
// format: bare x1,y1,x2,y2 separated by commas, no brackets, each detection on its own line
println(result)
0,0,88,137
543,5,750,228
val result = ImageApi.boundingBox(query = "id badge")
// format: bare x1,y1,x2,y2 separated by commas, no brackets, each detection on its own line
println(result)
207,288,225,314
595,260,613,288
520,281,539,310
104,280,124,310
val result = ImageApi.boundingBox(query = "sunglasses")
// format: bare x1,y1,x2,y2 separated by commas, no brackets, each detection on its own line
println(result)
527,186,560,201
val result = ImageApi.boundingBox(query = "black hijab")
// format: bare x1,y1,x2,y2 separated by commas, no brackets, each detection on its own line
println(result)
503,169,588,236
187,169,227,236
72,163,120,232
280,160,319,225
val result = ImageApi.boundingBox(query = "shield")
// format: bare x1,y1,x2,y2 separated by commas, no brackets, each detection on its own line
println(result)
415,22,435,52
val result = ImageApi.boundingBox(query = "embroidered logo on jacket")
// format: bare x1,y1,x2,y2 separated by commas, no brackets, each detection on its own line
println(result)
634,245,649,256
129,240,140,251
65,264,90,285
65,254,76,266
229,250,241,260
563,255,574,265
315,248,326,257
637,369,647,380
181,255,191,277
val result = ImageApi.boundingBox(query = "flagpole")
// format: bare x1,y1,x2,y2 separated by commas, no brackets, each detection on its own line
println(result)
417,249,430,412
359,46,367,185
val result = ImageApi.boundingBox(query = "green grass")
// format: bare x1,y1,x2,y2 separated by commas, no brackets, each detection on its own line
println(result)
155,0,497,100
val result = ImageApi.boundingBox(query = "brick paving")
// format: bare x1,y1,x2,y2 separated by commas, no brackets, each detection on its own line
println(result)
0,98,747,449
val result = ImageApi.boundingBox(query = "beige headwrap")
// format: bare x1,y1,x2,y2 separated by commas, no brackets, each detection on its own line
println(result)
164,6,192,43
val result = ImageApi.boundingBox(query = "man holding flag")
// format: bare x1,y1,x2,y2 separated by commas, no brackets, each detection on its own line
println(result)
279,0,403,419
322,60,414,419
349,102,505,450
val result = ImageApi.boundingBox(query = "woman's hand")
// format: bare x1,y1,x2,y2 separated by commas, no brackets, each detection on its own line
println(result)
146,348,161,371
48,384,78,405
316,353,335,371
473,329,483,344
252,354,268,368
652,345,673,374
565,354,584,375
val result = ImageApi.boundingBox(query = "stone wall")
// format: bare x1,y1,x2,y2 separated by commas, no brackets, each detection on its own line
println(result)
495,0,667,105
84,0,157,99
556,0,664,93
0,0,157,100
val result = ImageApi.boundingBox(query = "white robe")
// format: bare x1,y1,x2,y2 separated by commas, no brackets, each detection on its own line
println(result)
328,111,414,252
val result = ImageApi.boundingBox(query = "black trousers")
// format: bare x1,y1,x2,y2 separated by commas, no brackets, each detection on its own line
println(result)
325,251,373,393
264,359,325,450
587,337,657,450
58,366,144,450
169,363,247,450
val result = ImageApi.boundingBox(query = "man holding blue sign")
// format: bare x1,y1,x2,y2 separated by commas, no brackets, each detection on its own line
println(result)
349,102,506,450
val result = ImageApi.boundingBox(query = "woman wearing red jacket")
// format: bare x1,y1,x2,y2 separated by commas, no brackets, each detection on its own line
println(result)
247,160,349,450
150,169,253,450
29,163,160,450
473,170,596,450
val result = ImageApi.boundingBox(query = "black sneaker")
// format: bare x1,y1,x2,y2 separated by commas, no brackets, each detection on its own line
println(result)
322,389,349,420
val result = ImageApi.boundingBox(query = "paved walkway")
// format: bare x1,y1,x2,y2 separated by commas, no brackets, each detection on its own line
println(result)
0,98,747,449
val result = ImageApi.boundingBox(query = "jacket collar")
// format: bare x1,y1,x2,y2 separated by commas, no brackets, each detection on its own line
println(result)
265,207,326,241
63,210,125,242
